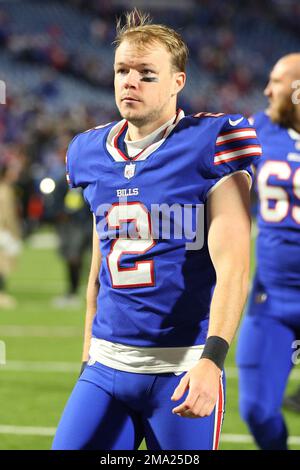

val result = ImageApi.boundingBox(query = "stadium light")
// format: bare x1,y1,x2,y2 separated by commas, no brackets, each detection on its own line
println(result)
40,178,56,195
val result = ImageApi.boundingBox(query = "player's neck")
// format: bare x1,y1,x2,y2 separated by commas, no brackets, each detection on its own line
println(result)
127,111,177,141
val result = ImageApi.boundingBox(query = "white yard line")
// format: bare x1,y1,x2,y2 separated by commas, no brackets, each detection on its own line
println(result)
0,326,81,337
221,434,300,446
0,426,299,446
0,304,82,312
226,367,300,380
2,362,299,379
0,425,56,437
27,232,59,249
0,361,79,372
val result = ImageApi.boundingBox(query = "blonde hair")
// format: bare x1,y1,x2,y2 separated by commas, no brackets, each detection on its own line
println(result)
114,9,188,72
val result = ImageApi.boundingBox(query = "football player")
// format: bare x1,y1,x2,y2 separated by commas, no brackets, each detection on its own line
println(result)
237,53,300,450
52,10,261,450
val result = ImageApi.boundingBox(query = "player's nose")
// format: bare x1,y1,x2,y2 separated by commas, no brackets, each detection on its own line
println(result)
123,69,139,89
264,82,272,97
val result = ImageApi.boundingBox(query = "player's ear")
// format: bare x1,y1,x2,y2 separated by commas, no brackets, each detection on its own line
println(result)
172,71,186,96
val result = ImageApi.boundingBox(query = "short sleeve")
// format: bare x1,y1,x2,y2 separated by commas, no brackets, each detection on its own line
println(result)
213,115,261,170
203,115,262,198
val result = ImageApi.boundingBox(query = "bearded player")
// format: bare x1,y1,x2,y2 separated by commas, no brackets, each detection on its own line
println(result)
237,54,300,450
52,10,261,450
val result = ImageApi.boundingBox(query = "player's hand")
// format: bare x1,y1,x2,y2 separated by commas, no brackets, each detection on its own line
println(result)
171,359,222,418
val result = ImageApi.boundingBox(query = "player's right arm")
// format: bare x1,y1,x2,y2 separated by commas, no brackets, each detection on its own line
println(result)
65,133,103,366
82,215,101,362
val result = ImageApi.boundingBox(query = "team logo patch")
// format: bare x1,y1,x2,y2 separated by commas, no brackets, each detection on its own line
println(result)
124,163,136,179
228,117,244,127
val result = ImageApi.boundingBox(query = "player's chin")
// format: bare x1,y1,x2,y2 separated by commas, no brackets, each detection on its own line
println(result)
120,109,147,124
119,100,142,111
269,107,291,127
268,107,281,124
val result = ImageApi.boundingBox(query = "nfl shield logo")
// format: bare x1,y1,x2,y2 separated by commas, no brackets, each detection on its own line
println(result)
124,163,136,179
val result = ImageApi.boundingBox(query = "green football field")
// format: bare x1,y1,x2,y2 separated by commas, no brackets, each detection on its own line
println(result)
0,230,299,450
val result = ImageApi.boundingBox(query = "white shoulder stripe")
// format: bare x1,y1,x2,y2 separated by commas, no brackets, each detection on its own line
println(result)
214,145,262,164
216,129,257,145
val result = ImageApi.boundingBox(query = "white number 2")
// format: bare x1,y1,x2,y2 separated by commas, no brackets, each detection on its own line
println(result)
258,160,300,223
107,202,155,288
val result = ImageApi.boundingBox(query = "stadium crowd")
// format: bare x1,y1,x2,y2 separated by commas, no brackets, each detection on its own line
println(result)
0,0,299,234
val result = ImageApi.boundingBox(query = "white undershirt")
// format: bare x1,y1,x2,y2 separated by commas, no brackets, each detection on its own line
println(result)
124,114,176,158
89,338,205,374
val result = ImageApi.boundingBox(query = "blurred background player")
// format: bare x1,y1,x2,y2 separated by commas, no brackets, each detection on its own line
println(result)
0,158,22,309
237,54,300,450
52,180,92,308
50,141,92,308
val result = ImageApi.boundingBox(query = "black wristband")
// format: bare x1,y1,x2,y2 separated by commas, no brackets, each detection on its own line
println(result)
201,336,229,370
79,361,88,377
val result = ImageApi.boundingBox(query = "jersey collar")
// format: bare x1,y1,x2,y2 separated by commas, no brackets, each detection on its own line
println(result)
106,109,185,162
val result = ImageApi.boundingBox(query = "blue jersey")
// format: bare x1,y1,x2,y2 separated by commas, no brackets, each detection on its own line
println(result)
253,112,300,287
66,110,261,348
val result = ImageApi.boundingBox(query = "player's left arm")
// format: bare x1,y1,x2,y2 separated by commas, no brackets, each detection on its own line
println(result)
206,170,251,344
171,172,251,418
